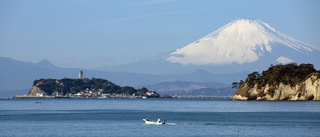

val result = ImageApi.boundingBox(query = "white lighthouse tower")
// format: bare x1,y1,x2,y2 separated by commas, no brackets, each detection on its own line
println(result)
79,70,83,79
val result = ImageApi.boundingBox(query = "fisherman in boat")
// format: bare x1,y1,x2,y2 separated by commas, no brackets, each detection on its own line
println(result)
143,117,165,124
157,117,160,123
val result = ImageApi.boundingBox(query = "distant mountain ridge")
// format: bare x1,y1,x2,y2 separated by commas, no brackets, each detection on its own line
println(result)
139,81,235,96
35,59,60,69
0,57,245,98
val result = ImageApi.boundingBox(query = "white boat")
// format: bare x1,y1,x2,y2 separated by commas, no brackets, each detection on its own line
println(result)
143,118,165,125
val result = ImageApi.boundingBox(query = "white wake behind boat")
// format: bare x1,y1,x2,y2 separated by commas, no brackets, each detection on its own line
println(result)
143,118,165,125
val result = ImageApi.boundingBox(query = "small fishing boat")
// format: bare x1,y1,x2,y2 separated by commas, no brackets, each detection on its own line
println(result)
143,118,165,125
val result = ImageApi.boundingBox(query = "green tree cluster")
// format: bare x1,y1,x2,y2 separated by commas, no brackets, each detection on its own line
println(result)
232,63,318,89
34,78,150,96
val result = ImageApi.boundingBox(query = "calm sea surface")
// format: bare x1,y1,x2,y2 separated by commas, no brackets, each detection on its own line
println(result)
0,98,319,137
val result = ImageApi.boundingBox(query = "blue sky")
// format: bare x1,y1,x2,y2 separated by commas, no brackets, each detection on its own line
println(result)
1,0,319,68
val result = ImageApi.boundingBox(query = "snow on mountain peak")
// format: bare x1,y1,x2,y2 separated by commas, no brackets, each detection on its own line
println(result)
166,18,318,65
276,56,293,64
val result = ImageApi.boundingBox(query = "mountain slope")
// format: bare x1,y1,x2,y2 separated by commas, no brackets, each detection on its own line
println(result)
138,81,236,96
167,18,320,65
96,18,319,74
0,57,77,91
139,81,229,92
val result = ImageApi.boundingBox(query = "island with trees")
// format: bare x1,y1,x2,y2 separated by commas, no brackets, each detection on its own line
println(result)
231,63,320,101
14,78,162,98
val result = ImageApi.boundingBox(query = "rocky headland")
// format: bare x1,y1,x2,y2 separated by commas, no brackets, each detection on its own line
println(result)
231,63,320,101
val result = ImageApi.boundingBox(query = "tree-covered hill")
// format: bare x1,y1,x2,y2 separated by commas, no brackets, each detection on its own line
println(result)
32,78,154,96
233,63,319,89
231,63,320,101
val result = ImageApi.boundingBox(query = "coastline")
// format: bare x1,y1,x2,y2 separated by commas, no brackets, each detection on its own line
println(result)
12,96,55,99
10,95,232,99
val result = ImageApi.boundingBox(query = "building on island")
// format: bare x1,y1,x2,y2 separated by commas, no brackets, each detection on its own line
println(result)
79,70,83,79
36,92,47,97
146,91,160,97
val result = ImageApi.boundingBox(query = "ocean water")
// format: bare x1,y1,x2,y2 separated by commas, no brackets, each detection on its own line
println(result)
0,98,319,137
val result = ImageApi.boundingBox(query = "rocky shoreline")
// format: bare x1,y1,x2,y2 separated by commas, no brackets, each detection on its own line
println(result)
230,64,320,101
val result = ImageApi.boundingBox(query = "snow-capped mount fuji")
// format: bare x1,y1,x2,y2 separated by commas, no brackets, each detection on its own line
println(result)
166,18,320,66
96,18,319,74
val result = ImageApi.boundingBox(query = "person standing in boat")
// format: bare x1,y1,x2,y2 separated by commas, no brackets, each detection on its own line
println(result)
157,118,160,123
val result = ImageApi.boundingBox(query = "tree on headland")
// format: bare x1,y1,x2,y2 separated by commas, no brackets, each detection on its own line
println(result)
232,80,244,89
232,63,317,89
245,71,261,86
